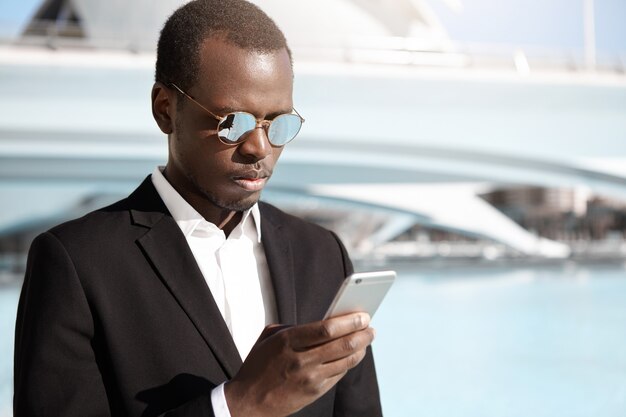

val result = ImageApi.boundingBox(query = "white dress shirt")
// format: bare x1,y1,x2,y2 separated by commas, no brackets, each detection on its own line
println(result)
151,167,278,416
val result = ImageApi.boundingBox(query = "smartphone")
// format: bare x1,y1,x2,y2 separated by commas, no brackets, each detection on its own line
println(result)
323,270,396,319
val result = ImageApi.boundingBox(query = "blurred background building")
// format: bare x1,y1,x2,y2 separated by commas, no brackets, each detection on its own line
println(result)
1,0,626,277
1,1,625,416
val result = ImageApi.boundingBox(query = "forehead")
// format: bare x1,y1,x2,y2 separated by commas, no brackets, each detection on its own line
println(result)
193,37,293,114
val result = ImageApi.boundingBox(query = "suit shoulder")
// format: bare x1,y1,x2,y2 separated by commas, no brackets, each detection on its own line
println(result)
259,201,334,237
45,197,133,242
258,201,352,267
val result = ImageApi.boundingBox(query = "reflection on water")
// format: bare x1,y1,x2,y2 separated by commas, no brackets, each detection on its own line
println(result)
1,263,626,417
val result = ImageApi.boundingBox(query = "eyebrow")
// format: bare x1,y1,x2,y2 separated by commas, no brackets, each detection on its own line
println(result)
211,106,295,120
210,105,239,115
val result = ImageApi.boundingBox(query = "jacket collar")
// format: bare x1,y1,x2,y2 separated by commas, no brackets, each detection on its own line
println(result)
129,176,243,379
258,202,297,325
126,178,299,377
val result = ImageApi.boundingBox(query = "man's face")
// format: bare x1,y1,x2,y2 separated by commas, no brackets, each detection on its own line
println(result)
165,37,293,212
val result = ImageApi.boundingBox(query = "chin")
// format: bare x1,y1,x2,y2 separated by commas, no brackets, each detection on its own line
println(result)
219,199,258,212
206,190,260,212
188,173,261,212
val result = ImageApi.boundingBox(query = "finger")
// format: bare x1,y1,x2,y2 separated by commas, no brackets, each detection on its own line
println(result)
323,348,368,378
318,371,349,396
288,313,371,350
284,327,374,376
312,327,374,364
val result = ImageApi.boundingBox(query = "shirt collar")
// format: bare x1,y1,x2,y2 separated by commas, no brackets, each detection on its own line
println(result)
151,166,262,242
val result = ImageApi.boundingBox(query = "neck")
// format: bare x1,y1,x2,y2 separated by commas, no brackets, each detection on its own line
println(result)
162,167,244,237
210,210,243,237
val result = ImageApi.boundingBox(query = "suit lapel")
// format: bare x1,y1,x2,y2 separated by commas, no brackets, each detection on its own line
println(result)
129,178,242,379
259,203,298,325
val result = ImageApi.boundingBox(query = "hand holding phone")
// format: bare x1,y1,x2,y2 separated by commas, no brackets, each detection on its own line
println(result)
323,270,396,319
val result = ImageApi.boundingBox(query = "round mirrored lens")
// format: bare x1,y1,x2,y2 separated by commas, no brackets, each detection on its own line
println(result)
268,114,302,146
217,112,256,143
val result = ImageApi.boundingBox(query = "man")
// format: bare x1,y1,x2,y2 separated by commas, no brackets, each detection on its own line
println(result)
14,0,382,416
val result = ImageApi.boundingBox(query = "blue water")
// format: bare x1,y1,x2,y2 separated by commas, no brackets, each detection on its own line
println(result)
373,263,626,417
2,263,626,416
0,285,18,417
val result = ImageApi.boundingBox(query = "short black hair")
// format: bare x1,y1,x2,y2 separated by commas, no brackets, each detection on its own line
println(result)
155,0,291,91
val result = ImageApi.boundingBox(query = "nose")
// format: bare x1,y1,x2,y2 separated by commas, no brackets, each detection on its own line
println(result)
237,126,272,161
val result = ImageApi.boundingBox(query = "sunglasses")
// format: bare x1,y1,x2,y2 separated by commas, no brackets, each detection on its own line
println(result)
169,83,304,146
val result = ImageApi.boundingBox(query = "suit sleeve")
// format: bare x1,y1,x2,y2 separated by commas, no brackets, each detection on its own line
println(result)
328,232,384,417
14,232,111,416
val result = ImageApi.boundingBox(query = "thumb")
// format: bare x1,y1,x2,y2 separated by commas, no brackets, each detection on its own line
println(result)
257,323,293,342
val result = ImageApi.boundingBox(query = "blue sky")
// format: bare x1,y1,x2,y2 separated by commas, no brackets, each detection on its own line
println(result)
429,0,626,54
0,0,624,54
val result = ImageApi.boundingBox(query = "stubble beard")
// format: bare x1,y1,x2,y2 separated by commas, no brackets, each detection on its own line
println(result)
185,168,260,212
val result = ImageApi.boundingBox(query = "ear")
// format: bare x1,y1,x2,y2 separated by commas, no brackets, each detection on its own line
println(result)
151,82,174,134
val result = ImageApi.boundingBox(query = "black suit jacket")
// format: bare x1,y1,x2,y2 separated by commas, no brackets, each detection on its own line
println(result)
14,177,382,416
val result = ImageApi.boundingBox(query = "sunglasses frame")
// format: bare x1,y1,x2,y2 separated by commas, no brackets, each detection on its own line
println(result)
169,82,304,146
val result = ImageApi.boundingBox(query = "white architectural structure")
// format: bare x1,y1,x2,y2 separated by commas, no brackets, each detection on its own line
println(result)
1,0,626,257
